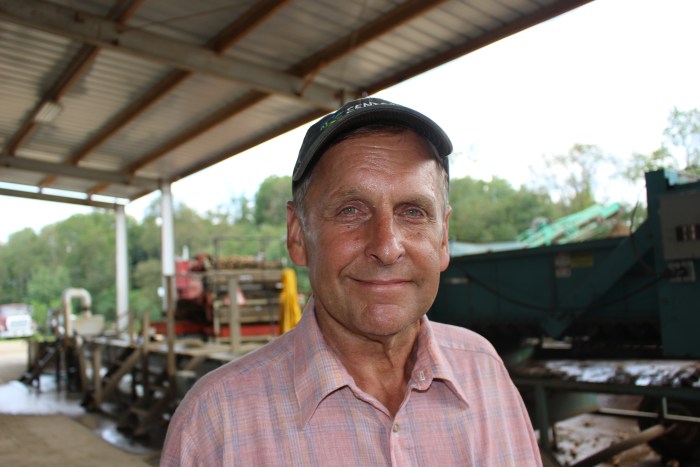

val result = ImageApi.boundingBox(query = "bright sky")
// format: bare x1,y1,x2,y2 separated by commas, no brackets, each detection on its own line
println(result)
2,0,700,243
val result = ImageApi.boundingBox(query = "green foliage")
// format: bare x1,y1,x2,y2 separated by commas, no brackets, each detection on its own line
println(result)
665,107,700,170
26,265,70,328
448,176,557,242
254,176,292,226
129,288,163,328
0,228,42,302
52,212,116,292
622,147,676,183
621,107,700,182
540,143,610,212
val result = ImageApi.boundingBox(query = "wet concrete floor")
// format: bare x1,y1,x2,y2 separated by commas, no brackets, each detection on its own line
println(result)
0,339,160,466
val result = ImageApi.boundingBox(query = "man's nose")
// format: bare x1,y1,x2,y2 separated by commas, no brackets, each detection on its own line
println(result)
365,214,405,265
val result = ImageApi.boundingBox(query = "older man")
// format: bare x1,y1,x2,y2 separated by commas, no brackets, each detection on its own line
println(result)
160,97,542,466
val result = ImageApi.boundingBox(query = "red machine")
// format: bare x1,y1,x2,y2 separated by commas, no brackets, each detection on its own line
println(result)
153,253,284,340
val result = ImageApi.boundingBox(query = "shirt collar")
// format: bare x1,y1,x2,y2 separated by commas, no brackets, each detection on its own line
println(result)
412,314,470,407
292,298,469,428
293,298,355,427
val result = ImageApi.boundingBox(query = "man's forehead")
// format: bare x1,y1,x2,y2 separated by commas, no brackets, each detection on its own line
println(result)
313,159,443,205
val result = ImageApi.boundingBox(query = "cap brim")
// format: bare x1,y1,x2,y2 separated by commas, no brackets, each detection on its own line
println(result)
293,101,452,183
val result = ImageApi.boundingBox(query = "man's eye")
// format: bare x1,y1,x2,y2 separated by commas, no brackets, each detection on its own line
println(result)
405,208,423,217
339,206,357,215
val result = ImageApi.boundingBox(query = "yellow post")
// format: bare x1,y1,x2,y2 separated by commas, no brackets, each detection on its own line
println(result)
278,268,302,334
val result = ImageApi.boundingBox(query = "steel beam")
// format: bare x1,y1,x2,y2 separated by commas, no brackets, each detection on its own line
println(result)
0,187,120,209
0,0,346,110
0,155,160,190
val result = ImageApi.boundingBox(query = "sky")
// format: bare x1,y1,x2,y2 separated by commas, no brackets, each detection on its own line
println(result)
2,0,700,243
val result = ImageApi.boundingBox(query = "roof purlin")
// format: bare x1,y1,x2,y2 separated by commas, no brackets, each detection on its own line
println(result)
97,0,452,197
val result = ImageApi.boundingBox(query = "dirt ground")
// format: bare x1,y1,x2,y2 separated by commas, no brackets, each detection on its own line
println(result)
0,339,160,466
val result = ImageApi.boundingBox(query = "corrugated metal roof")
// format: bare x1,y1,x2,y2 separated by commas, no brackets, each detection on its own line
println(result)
0,0,593,209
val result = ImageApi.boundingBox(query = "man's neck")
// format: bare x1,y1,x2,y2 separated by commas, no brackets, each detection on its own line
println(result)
315,308,420,416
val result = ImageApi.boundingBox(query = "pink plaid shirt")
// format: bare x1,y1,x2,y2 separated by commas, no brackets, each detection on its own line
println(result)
161,299,542,466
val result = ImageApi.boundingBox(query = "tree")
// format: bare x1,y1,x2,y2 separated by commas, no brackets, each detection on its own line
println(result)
620,107,700,192
620,108,700,210
0,229,43,303
622,146,675,183
26,265,70,328
538,144,610,212
254,176,292,226
132,258,164,317
448,176,557,242
49,212,116,306
172,202,219,255
664,107,700,172
208,195,254,226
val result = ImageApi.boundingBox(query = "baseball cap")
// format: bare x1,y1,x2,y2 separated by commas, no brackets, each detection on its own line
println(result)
292,97,453,185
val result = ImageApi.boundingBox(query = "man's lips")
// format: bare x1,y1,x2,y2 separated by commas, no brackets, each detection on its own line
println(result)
351,278,411,287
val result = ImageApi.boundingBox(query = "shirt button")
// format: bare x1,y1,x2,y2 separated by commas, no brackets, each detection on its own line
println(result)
392,423,400,433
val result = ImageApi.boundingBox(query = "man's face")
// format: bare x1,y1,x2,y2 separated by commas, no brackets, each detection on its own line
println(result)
287,130,451,341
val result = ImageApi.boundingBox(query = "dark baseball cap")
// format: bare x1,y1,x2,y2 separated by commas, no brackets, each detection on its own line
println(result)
292,97,452,185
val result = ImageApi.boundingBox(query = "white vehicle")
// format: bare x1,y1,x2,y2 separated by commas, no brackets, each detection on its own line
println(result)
0,303,35,338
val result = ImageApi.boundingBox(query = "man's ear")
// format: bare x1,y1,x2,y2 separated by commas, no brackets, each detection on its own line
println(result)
287,201,308,266
439,206,451,272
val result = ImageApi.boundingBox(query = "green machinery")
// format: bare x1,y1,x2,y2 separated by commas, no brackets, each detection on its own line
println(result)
516,202,623,248
432,169,699,358
429,169,700,461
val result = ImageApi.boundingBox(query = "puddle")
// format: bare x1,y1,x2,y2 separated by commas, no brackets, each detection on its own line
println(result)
0,374,161,462
0,376,85,417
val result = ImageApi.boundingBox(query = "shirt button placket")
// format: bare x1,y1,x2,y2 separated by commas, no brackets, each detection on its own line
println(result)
390,418,414,466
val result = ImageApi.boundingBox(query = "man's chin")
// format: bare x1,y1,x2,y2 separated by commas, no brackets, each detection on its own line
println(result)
357,306,423,335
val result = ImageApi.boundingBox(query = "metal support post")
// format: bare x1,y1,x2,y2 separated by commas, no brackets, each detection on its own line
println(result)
534,383,551,450
141,309,151,401
228,277,240,355
92,344,102,406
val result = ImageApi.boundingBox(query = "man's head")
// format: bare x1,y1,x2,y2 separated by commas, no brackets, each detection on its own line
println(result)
292,97,452,224
286,98,453,341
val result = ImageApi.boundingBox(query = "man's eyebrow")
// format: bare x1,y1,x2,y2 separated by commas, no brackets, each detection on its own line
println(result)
325,188,367,204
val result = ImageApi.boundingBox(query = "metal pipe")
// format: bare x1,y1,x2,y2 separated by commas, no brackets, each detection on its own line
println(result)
61,288,92,336
596,406,700,425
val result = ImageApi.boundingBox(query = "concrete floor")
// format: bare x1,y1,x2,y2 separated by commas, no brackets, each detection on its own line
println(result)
0,339,160,466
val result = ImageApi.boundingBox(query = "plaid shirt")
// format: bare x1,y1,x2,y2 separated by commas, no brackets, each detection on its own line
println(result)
161,299,542,466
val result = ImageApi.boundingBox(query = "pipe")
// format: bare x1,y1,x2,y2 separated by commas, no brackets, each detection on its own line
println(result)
61,288,92,336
